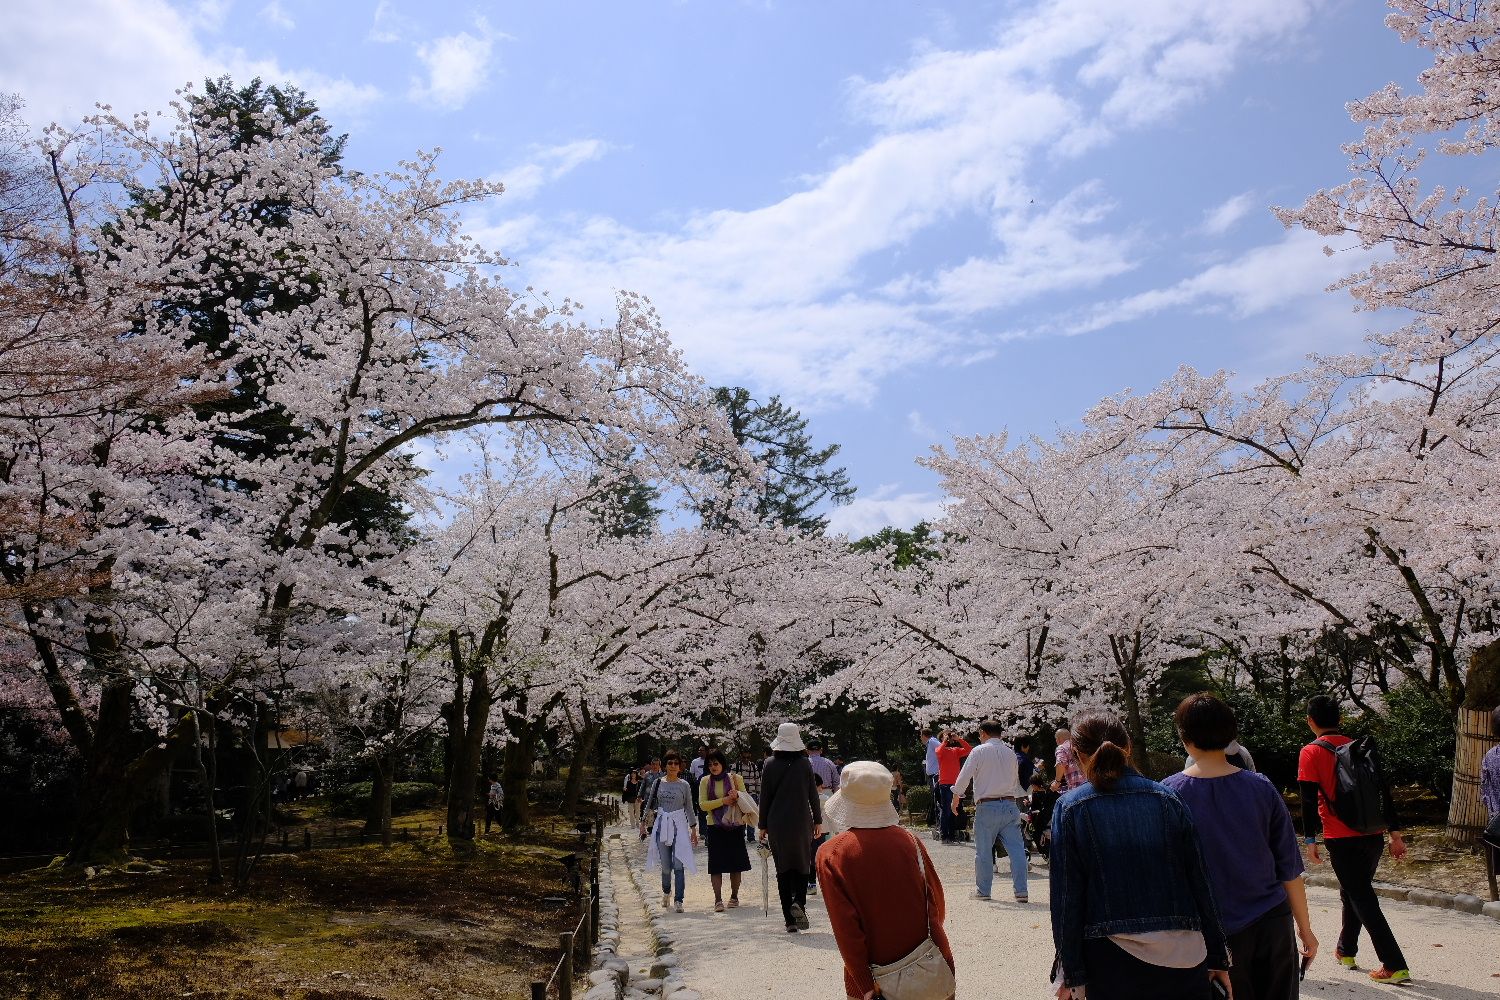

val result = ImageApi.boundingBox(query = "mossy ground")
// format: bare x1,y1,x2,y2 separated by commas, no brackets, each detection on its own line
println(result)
0,803,603,1000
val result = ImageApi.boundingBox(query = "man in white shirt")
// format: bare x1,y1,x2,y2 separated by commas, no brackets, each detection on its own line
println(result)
951,719,1029,902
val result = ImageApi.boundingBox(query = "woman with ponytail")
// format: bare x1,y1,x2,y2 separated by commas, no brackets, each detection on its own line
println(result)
1049,712,1231,1000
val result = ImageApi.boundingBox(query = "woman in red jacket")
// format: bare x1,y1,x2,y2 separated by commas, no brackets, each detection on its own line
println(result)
817,761,955,1000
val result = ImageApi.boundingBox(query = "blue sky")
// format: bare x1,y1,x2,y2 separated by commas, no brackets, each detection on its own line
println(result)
3,1,1435,535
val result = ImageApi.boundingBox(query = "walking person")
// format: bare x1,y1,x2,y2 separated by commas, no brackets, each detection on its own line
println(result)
810,773,833,894
1164,693,1317,1000
699,749,752,912
638,757,663,834
1298,695,1411,984
759,722,822,933
1482,707,1500,890
1015,735,1037,790
808,738,840,792
622,767,642,827
1049,711,1230,1000
640,751,698,912
1051,727,1085,793
734,748,763,844
483,773,504,834
951,719,1029,902
690,745,711,837
934,730,971,843
818,761,956,1000
922,727,942,825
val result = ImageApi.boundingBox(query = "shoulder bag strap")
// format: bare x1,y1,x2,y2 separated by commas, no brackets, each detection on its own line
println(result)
906,830,933,939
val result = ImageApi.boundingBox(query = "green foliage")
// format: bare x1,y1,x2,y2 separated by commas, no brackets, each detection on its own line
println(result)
850,522,939,567
1369,683,1455,801
701,386,854,534
904,784,933,819
328,781,442,818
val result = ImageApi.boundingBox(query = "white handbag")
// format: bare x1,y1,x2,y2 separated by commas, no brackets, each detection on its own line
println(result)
869,832,955,1000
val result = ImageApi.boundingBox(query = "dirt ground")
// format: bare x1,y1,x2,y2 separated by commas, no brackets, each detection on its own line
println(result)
0,803,605,1000
1371,823,1496,898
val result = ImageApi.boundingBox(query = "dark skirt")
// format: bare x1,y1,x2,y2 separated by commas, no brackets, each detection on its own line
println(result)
704,823,752,874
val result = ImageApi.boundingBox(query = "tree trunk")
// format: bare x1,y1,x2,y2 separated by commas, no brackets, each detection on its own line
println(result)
376,755,396,848
63,680,182,865
365,758,391,836
193,713,224,884
501,714,539,832
1109,635,1151,774
1446,640,1500,843
561,721,603,818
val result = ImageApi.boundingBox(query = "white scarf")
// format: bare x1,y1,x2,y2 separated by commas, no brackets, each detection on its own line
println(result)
644,808,698,874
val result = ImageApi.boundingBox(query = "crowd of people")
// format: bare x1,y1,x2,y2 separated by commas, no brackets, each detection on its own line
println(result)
626,697,1500,1000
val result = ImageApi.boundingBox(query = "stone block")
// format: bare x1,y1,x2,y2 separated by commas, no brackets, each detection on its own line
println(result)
1373,884,1409,901
1484,900,1500,920
1406,888,1453,909
1452,894,1484,914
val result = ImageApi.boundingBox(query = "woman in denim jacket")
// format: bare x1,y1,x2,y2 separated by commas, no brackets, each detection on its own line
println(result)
1049,712,1231,1000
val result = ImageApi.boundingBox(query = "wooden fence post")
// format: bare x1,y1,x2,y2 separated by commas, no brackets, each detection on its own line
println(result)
530,982,546,1000
558,931,574,1000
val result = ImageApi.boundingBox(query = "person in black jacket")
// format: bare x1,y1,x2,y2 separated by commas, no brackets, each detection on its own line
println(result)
758,722,822,932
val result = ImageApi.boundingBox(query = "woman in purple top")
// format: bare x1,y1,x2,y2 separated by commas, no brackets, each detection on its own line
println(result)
1162,694,1318,1000
1483,707,1500,821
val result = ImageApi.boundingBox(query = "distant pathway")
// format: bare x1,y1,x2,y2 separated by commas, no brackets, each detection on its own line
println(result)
627,829,1500,999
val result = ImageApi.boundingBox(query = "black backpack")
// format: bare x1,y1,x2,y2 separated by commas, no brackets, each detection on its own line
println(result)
1313,736,1388,835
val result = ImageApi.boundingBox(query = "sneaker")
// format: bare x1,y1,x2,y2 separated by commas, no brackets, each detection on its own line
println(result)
785,923,799,933
969,890,991,900
1368,967,1411,984
727,897,739,908
1335,947,1357,970
1014,894,1029,903
661,892,670,909
674,901,684,913
714,900,725,912
791,903,810,930
807,884,818,895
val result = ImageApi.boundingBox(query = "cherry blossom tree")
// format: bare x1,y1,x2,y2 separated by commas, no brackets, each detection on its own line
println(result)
1,87,736,863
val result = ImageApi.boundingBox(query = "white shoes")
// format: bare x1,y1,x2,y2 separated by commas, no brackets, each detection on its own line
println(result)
662,892,670,909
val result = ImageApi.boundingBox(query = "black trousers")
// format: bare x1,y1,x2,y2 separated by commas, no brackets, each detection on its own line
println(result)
1227,904,1297,1000
1079,938,1211,1000
1326,835,1408,971
776,870,808,926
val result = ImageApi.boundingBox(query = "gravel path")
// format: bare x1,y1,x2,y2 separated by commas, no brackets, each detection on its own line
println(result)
629,831,1500,999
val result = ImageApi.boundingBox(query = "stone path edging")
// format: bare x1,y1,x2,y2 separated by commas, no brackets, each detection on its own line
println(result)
1302,871,1500,920
604,827,701,1000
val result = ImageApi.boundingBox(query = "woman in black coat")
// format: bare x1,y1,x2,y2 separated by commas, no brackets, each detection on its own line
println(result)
758,723,822,932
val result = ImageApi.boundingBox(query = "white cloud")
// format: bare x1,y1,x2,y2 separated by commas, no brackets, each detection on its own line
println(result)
0,0,379,127
1200,190,1258,235
907,410,937,439
368,0,412,44
493,140,609,201
260,0,295,30
1065,229,1385,338
502,0,1320,406
826,485,950,538
919,182,1137,315
409,20,498,111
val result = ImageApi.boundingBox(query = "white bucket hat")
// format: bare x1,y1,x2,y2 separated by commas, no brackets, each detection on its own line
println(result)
769,722,806,752
823,761,899,830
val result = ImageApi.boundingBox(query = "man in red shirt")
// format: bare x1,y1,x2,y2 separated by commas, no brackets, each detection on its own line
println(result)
934,731,971,844
1297,695,1410,985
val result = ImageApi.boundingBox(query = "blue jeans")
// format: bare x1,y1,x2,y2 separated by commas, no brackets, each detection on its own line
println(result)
657,839,686,902
973,799,1027,898
937,784,958,840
